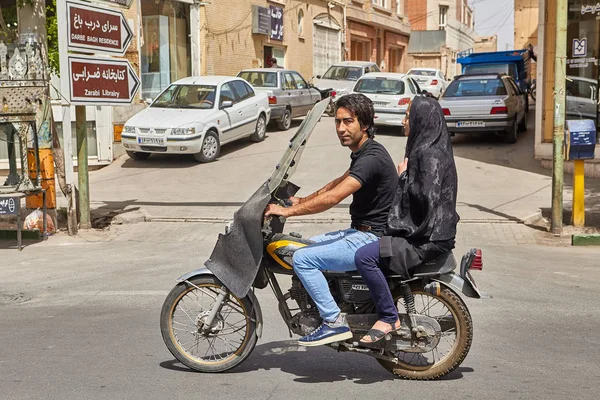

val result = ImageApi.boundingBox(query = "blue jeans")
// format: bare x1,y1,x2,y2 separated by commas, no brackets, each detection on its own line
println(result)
292,229,378,322
354,241,398,324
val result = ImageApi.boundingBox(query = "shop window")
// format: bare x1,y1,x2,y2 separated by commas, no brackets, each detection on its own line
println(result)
298,9,304,37
141,1,191,100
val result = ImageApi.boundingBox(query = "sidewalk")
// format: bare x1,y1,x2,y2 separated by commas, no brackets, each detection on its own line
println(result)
51,114,556,225
7,112,600,232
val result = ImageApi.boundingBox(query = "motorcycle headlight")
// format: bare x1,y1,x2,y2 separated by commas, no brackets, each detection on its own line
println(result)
172,127,196,135
123,125,135,133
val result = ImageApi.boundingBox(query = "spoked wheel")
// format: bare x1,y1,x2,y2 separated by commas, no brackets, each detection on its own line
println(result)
160,276,258,372
377,283,473,380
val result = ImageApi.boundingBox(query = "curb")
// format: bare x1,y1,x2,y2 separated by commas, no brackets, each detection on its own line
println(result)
140,216,532,225
571,234,600,246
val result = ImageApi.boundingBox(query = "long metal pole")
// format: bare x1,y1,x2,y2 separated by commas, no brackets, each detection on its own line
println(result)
551,0,568,235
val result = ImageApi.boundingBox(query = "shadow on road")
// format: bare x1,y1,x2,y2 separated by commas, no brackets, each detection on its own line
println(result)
159,340,475,383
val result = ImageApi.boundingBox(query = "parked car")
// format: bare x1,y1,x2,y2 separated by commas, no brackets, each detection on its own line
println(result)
312,61,381,115
351,72,420,130
566,75,598,120
406,68,449,98
439,74,527,143
122,76,271,163
237,68,321,130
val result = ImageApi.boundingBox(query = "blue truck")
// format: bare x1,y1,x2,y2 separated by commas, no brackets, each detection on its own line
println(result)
457,49,533,98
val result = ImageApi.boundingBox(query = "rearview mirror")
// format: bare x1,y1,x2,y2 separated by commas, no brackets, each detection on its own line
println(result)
220,101,233,109
316,75,322,79
145,98,153,105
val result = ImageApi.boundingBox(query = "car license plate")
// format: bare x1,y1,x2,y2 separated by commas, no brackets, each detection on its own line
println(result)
457,121,485,128
137,136,165,145
373,102,388,107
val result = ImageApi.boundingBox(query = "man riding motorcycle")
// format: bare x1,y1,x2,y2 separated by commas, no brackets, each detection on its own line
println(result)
265,93,398,346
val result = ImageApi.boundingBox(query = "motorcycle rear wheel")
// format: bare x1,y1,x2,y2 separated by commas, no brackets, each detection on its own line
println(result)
377,283,473,380
160,276,258,373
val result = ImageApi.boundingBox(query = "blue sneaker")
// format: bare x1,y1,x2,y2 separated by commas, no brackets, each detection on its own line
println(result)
298,313,353,347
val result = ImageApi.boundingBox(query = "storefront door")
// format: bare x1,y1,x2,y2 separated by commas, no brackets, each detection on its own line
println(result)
566,1,600,127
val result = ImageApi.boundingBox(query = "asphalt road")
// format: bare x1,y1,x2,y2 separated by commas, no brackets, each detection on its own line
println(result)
1,222,599,400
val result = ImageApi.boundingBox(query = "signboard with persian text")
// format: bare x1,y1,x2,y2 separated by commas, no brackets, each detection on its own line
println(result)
66,0,133,55
68,56,140,105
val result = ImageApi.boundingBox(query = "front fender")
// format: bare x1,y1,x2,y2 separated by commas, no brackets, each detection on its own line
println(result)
175,268,264,338
433,272,489,299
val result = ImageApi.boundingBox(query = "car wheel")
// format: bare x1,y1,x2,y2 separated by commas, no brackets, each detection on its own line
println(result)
193,131,220,163
518,111,528,132
250,114,267,142
277,108,292,130
126,151,150,161
505,119,518,144
325,101,335,117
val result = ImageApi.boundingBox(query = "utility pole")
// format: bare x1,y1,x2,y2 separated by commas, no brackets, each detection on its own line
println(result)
56,0,78,235
551,0,568,235
75,106,90,229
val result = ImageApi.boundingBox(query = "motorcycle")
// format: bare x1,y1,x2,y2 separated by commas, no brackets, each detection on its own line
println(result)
160,99,486,380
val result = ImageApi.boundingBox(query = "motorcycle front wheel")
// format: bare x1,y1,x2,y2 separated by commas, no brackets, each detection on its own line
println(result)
160,276,258,373
377,283,473,380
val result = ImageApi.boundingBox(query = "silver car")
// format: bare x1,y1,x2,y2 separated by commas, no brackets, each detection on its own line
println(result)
566,75,598,120
312,61,381,115
351,73,420,131
406,68,449,99
439,74,528,143
238,69,321,130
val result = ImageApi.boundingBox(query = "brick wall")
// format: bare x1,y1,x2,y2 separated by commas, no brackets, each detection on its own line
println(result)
405,54,442,71
384,31,409,71
406,0,428,31
474,36,498,53
514,0,538,50
346,20,377,62
202,0,341,80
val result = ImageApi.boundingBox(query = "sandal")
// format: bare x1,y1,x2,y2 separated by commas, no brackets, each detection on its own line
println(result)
359,320,401,347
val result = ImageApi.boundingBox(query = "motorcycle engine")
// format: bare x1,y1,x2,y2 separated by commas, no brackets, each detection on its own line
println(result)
288,276,322,336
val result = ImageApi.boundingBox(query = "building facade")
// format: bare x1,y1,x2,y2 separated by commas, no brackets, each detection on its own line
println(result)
344,1,411,73
200,0,343,79
514,0,538,78
405,0,475,78
535,0,600,176
1,0,411,168
474,35,498,53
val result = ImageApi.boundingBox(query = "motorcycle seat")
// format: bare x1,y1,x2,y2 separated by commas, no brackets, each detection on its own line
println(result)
411,252,457,277
336,252,457,280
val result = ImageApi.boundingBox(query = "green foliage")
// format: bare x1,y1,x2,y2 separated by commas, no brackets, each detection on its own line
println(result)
46,0,58,75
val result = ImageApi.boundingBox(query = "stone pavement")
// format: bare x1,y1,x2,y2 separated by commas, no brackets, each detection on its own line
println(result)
49,112,559,226
5,110,600,246
24,219,566,250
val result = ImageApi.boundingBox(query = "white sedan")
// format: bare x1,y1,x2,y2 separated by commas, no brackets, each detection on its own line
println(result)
122,76,271,163
351,72,421,130
406,68,448,99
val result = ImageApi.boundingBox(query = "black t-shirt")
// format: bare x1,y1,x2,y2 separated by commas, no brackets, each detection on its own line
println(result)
348,139,397,233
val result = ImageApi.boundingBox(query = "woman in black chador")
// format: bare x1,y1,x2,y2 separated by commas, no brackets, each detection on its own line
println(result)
353,95,460,345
